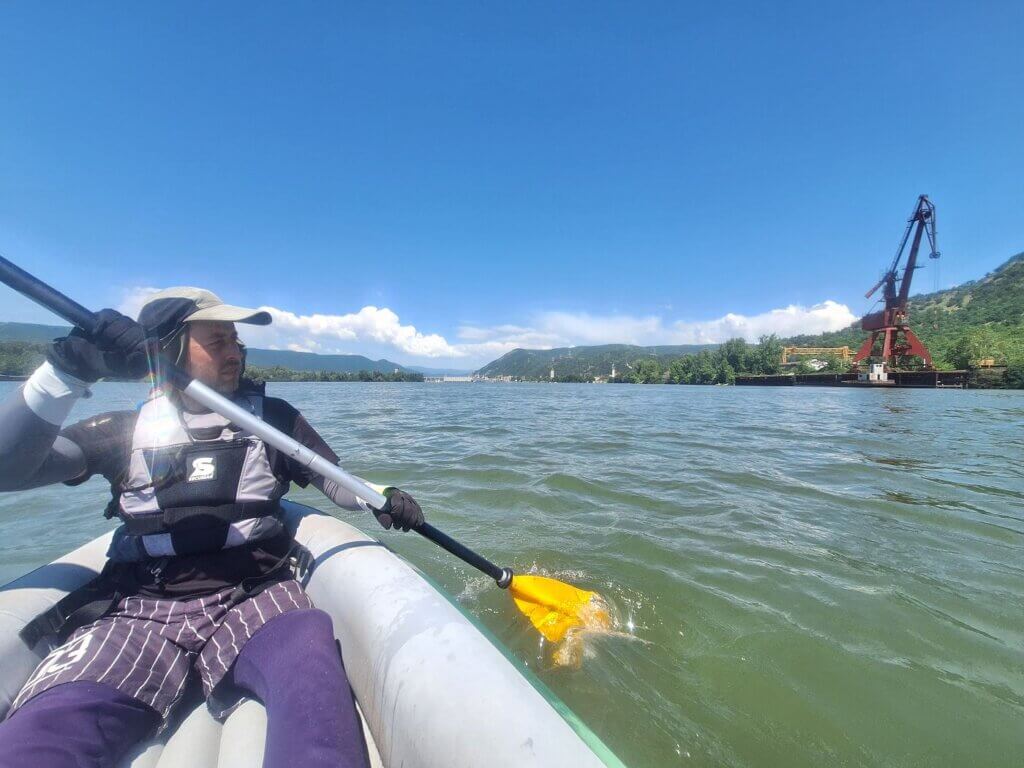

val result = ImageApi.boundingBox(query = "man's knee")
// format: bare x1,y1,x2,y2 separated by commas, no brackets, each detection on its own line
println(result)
232,609,344,696
0,681,158,768
258,607,337,652
238,608,340,674
229,610,369,766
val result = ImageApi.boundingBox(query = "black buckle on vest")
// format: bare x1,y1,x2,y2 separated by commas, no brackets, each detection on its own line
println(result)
291,545,315,584
223,542,313,610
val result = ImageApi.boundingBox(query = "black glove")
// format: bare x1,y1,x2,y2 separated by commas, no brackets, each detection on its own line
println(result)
373,488,424,532
48,309,153,383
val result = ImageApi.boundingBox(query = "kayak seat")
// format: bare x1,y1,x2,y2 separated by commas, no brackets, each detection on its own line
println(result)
118,696,383,768
1,498,622,768
0,518,384,768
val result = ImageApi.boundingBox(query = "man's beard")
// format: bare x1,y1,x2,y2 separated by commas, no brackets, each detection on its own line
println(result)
215,370,240,393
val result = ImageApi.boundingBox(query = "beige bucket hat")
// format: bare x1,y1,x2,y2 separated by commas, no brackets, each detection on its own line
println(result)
138,287,271,345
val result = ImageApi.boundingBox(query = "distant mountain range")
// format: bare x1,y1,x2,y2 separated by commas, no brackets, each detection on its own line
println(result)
0,323,474,377
0,323,411,375
244,348,408,374
475,343,714,379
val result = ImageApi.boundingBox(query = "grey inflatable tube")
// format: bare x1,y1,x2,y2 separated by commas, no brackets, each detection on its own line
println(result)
0,500,625,767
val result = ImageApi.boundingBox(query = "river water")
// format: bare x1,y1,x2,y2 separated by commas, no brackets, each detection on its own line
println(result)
0,381,1021,767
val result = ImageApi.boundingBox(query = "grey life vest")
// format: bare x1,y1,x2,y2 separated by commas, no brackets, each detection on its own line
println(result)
107,388,289,562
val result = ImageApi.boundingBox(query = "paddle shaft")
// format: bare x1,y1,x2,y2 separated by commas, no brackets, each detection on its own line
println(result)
416,523,513,587
0,255,100,336
0,254,514,587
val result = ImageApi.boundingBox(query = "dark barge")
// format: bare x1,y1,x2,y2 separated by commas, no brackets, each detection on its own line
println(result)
735,370,968,388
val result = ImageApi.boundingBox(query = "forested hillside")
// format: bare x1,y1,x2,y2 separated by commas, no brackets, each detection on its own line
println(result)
787,252,1024,368
475,343,713,380
244,348,408,374
0,322,71,342
475,251,1024,386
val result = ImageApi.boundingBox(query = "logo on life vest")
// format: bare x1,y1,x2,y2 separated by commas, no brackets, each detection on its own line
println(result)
188,456,217,482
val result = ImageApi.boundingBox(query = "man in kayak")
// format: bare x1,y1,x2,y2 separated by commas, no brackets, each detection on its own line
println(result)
0,287,423,768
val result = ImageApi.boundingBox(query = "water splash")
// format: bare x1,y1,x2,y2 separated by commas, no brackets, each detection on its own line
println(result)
550,593,650,669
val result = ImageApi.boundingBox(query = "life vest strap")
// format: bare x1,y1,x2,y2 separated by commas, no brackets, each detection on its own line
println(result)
120,500,282,535
18,562,128,648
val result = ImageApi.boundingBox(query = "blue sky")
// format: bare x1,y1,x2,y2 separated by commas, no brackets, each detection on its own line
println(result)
1,2,1021,368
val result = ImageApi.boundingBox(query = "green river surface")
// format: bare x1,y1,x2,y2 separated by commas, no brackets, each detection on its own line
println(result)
0,381,1021,767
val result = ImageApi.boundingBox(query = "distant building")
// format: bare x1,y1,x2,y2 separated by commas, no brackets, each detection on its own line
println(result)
550,368,555,380
858,363,888,383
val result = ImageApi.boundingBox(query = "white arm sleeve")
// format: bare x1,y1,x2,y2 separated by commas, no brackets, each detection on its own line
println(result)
22,361,92,426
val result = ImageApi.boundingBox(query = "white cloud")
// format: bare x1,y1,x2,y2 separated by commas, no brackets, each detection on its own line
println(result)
533,312,666,346
456,323,538,342
253,305,460,358
459,300,856,352
118,285,856,367
671,300,857,343
118,287,462,358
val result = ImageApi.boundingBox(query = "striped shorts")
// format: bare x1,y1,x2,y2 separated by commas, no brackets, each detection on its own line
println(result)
9,578,313,722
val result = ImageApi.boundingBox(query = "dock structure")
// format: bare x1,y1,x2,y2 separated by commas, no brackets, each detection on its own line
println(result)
735,370,968,388
424,375,477,383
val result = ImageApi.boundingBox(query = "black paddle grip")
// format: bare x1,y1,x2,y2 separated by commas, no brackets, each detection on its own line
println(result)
0,254,190,389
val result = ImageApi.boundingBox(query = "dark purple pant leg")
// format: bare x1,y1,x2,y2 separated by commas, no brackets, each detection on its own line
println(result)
230,608,371,768
0,681,159,768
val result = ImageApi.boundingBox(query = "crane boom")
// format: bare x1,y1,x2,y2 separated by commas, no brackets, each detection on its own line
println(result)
897,196,938,305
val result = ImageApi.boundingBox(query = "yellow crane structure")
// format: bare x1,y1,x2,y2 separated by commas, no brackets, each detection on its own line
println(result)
781,346,852,365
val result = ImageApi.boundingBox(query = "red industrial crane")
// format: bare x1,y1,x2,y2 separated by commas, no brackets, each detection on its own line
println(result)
853,195,940,368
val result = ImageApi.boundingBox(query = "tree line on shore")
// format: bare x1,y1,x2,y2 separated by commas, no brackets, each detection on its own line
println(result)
0,342,47,378
548,335,842,384
547,331,1023,388
244,365,423,383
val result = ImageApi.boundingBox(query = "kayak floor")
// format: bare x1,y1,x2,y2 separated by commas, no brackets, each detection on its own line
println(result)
119,698,385,767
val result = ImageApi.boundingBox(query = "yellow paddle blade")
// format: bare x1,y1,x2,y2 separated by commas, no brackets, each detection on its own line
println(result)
509,574,611,643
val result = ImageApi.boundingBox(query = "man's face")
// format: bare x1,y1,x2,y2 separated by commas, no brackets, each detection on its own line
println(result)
186,321,243,393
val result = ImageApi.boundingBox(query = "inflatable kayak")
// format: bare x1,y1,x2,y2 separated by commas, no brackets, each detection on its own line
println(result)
0,499,625,767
